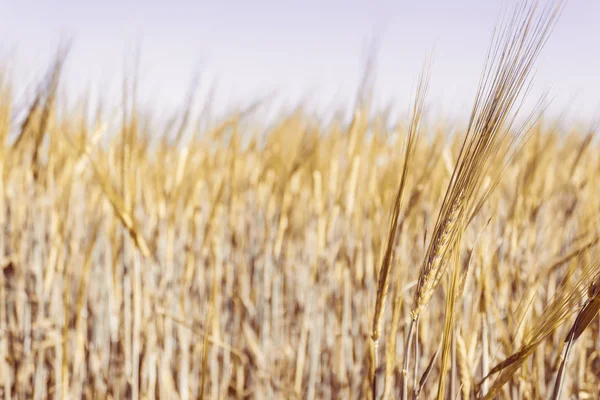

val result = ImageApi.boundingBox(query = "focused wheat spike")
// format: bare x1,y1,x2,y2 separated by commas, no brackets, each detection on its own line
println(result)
414,0,565,322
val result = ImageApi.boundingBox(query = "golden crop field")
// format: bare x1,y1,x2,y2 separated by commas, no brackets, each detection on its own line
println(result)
1,1,599,399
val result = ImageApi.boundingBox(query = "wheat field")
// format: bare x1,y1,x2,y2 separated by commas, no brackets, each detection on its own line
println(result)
1,1,599,400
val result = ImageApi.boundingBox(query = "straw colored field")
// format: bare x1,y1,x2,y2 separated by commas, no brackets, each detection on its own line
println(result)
1,1,600,400
0,78,599,399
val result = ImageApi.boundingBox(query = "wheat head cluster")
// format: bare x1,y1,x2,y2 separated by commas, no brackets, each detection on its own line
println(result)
0,0,599,399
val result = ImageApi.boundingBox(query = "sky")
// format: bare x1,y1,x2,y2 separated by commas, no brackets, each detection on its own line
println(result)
1,0,599,124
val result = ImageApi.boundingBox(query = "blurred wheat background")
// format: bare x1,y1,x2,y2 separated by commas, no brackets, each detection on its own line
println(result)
1,1,600,399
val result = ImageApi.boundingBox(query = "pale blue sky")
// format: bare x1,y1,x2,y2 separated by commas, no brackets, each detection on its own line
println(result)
1,0,599,122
